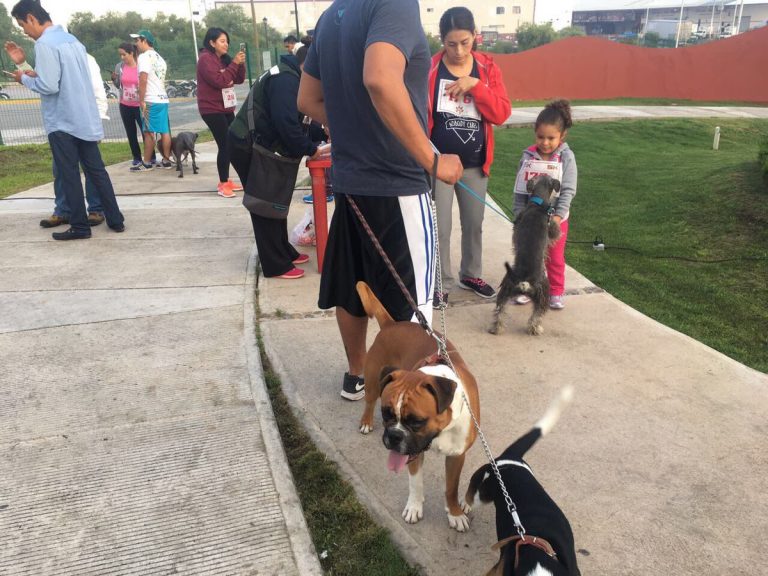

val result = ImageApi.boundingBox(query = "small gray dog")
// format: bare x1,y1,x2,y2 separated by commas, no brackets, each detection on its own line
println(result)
489,174,561,336
159,131,199,178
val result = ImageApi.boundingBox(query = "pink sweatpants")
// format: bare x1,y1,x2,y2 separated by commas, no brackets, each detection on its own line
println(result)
546,218,569,296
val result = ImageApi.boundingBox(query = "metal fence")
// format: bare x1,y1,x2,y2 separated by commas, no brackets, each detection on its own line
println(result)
0,40,264,147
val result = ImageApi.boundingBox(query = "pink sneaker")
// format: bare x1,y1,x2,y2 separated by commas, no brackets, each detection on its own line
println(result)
217,181,236,198
227,179,243,192
292,253,310,265
277,267,305,279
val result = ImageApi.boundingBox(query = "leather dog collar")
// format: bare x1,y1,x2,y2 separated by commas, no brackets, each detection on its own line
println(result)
492,534,558,571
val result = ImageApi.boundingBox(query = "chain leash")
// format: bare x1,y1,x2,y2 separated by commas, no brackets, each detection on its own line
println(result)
427,162,526,539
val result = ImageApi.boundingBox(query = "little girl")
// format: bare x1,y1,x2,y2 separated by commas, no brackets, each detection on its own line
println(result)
513,99,578,309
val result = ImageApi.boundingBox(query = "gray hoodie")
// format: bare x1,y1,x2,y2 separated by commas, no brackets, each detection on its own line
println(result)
513,142,577,220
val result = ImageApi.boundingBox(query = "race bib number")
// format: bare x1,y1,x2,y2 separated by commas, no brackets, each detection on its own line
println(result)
436,79,480,120
521,159,562,183
222,87,237,108
123,86,138,102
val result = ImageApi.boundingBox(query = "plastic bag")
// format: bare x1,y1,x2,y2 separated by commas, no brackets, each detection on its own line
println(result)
290,207,316,246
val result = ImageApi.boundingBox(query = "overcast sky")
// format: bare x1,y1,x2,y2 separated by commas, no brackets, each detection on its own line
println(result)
1,0,593,31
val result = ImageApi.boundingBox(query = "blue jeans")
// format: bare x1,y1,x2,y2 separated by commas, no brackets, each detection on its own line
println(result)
52,160,103,216
48,131,124,233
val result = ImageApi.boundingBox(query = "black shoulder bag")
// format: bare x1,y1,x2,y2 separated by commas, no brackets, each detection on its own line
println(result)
241,70,301,219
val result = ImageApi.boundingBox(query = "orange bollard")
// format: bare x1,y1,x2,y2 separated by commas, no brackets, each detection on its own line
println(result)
306,157,332,272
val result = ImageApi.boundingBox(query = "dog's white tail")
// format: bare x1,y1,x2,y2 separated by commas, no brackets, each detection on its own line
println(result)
535,385,574,436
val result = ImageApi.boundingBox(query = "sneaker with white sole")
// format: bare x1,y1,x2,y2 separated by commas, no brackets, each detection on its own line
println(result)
302,192,334,204
341,372,365,401
458,276,496,299
217,181,237,198
129,162,154,172
549,295,565,309
515,295,531,305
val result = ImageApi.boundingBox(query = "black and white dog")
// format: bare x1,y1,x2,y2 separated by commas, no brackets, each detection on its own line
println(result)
465,386,580,576
489,174,561,336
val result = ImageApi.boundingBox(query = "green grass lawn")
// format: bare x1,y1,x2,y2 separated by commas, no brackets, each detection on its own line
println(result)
489,118,768,372
512,98,768,108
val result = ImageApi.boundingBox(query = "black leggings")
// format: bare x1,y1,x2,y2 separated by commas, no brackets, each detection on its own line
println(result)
119,103,143,161
202,112,235,182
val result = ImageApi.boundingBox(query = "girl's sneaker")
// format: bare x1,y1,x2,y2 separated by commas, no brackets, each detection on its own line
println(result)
549,295,565,309
515,295,531,305
292,253,310,265
277,267,305,279
129,162,153,172
228,179,243,192
217,181,236,198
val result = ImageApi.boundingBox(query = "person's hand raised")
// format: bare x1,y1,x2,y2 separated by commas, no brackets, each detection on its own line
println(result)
233,50,246,65
4,41,26,65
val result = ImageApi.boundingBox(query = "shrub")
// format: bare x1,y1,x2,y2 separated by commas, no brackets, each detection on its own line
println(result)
643,31,660,47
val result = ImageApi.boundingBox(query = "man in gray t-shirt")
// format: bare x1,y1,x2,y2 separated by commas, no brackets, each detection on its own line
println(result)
299,0,463,401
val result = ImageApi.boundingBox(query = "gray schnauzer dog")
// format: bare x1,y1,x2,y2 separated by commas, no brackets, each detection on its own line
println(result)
489,174,561,336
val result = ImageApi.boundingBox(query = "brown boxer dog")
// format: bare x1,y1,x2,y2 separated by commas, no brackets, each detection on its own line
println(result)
356,281,480,531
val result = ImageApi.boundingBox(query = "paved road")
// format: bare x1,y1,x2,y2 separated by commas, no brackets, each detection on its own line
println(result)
0,84,251,145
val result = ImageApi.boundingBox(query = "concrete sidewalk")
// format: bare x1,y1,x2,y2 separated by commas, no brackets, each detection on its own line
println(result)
0,143,321,575
262,107,768,575
1,106,767,575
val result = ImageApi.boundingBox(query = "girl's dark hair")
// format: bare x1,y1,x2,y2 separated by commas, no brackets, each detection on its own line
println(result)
118,42,137,58
535,99,573,133
300,35,312,46
439,7,476,41
11,0,51,23
203,27,232,65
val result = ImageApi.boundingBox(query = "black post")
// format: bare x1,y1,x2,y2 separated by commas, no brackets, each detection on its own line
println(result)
293,0,300,38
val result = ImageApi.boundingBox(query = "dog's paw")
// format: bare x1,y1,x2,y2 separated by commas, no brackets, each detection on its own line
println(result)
359,422,373,435
447,512,470,532
488,322,502,335
402,500,424,524
460,499,472,515
527,323,544,336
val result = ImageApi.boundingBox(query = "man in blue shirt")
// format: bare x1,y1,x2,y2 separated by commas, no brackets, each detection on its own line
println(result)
298,0,463,400
7,0,124,240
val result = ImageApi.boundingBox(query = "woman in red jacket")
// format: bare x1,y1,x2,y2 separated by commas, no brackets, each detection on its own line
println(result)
196,27,246,198
428,7,511,306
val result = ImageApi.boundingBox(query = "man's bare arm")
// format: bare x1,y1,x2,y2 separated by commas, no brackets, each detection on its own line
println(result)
297,72,328,128
363,42,462,184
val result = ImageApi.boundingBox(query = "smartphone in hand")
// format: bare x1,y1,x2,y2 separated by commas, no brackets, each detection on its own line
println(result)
239,43,246,52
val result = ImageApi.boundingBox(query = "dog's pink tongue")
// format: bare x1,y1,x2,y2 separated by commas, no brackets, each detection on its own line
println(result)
387,450,409,474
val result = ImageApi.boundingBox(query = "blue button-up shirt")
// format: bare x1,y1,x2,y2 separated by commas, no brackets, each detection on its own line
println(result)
21,25,103,141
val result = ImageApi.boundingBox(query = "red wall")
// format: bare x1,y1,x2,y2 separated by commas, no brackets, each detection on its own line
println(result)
492,26,768,103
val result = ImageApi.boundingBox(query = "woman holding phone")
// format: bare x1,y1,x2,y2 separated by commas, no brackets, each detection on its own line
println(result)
196,27,246,197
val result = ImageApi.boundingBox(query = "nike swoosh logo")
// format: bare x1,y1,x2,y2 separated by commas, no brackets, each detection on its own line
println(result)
355,382,365,392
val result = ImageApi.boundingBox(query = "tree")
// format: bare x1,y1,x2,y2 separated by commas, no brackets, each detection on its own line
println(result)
0,4,35,68
557,26,586,39
425,33,442,55
516,22,557,52
486,41,517,54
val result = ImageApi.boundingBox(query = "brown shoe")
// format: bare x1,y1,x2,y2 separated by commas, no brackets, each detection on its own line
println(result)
40,215,69,228
88,212,105,226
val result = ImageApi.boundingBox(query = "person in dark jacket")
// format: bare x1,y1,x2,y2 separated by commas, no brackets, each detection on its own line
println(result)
228,51,324,279
196,27,246,197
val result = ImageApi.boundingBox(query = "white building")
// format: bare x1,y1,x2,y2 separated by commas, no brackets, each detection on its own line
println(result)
214,0,536,39
572,0,768,38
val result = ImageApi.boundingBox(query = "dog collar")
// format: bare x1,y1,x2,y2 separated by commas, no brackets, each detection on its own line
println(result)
529,196,545,206
494,459,533,474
